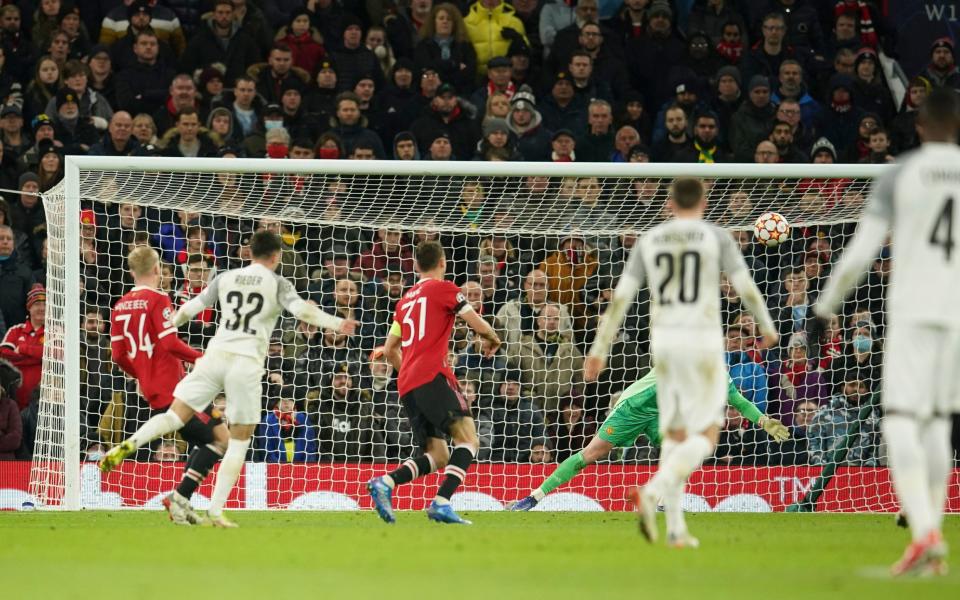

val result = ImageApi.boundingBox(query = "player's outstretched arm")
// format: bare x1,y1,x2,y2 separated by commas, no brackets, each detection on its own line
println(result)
460,308,501,357
586,246,645,381
718,231,778,348
171,275,221,327
276,277,354,334
726,379,789,442
815,168,896,318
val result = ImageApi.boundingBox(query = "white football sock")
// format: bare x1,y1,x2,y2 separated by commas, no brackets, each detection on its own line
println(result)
647,435,711,498
883,416,934,541
129,411,184,449
208,437,251,517
919,417,952,532
663,480,687,537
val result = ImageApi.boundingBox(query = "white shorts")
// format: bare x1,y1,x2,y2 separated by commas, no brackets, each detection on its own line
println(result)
882,323,960,419
651,332,726,435
174,348,265,425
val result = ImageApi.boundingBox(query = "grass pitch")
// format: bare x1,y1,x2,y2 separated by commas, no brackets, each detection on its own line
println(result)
1,511,957,600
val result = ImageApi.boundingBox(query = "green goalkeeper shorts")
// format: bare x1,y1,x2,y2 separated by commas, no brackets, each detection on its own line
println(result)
597,388,662,448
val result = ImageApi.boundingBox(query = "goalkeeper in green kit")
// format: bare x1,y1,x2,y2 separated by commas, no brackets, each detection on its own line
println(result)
509,367,790,511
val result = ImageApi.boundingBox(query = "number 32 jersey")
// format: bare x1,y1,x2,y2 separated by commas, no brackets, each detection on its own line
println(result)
199,262,305,362
392,278,469,397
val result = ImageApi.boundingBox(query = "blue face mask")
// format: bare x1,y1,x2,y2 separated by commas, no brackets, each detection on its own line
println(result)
852,334,872,353
264,120,282,131
792,304,808,326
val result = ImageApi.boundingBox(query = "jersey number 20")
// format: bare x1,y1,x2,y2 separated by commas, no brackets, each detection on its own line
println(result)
655,251,701,304
223,291,264,334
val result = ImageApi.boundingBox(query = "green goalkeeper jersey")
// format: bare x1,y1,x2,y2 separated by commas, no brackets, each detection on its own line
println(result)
597,368,763,448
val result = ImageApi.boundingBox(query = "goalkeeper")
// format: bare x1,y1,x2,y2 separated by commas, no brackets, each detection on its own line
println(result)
510,367,789,511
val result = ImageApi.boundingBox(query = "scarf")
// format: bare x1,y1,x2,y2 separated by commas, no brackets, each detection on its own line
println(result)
435,36,453,60
460,202,483,228
274,409,297,438
834,1,878,48
694,140,717,163
715,40,743,63
551,150,574,161
487,79,516,100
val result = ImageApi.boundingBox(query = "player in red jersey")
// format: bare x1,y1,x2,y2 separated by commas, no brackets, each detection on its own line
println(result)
367,240,501,525
107,245,228,525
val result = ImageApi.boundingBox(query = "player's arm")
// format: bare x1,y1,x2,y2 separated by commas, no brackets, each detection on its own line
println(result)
726,378,790,442
460,306,501,357
586,244,646,381
718,230,778,348
276,275,354,334
171,274,221,327
151,297,202,363
383,321,403,372
814,168,896,319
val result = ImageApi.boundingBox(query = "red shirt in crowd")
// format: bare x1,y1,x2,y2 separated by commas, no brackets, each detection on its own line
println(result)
110,286,201,410
0,320,45,410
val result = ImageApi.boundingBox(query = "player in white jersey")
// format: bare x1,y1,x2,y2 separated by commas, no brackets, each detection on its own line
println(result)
584,177,777,546
812,88,960,576
99,231,356,527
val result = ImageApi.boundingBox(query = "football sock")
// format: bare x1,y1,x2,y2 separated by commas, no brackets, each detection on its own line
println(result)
656,439,685,536
386,455,436,488
436,445,475,501
208,437,251,517
536,451,587,499
129,411,184,449
919,417,952,532
175,444,224,500
883,416,934,541
647,435,711,498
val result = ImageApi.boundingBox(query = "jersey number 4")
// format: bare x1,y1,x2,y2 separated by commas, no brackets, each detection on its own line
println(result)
400,297,427,347
223,291,264,335
929,196,955,261
655,251,701,305
115,314,155,359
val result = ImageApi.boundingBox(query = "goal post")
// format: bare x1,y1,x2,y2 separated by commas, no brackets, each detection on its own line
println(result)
32,155,929,513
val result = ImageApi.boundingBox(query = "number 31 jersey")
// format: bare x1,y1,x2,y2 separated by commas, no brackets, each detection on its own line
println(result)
392,278,469,397
634,218,750,336
199,262,304,363
865,143,960,326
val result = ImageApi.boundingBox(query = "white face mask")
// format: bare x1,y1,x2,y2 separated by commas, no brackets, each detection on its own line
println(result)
264,119,283,131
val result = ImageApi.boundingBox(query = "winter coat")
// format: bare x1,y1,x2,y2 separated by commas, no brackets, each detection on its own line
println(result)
327,117,387,159
494,297,573,353
0,394,21,459
729,100,777,162
414,38,479,95
509,333,583,413
464,1,529,77
180,18,261,84
725,351,769,414
410,104,481,162
277,27,326,76
329,46,384,93
115,60,177,117
0,252,33,325
538,0,575,57
259,411,318,463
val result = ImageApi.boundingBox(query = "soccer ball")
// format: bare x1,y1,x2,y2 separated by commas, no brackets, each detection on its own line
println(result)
753,212,791,248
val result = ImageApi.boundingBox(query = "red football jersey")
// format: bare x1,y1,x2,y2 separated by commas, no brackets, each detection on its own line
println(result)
110,286,201,410
393,278,468,397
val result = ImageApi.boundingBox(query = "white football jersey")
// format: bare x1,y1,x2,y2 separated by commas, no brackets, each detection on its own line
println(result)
630,218,754,335
195,262,303,361
866,143,960,326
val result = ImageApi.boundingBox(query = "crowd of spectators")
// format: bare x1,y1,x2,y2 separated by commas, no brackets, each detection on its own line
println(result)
0,0,953,467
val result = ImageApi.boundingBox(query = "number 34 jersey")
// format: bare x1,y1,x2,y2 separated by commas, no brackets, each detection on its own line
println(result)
198,262,304,363
392,278,469,397
632,218,752,336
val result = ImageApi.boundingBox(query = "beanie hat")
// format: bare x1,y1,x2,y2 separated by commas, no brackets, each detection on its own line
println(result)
716,65,742,87
810,136,837,160
26,284,45,309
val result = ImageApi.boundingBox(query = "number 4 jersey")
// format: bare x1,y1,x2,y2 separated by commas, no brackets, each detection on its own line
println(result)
110,286,202,410
391,278,470,397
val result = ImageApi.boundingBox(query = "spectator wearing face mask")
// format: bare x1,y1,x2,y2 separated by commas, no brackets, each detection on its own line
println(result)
831,317,881,391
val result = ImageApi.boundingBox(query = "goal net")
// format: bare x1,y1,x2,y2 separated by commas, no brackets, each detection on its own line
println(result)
30,158,955,513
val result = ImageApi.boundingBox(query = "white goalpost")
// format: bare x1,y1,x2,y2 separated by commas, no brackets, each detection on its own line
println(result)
32,155,943,514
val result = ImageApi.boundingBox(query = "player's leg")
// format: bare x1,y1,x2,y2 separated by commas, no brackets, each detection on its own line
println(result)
883,325,945,575
205,357,262,527
164,407,229,524
99,400,196,473
919,415,952,575
367,392,443,524
426,415,478,525
511,436,615,511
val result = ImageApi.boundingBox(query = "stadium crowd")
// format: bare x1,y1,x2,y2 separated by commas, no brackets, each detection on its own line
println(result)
0,0,950,467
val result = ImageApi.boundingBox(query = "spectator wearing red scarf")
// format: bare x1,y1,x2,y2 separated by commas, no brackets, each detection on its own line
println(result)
771,333,830,428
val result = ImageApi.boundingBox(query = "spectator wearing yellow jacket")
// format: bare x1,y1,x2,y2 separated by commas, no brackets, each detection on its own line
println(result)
464,0,528,78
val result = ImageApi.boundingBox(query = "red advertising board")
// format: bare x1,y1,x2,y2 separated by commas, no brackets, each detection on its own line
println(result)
2,461,959,512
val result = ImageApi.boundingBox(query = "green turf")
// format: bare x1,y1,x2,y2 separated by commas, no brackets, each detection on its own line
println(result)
1,512,957,599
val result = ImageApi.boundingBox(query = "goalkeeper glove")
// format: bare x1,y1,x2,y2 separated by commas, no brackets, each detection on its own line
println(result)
759,416,790,442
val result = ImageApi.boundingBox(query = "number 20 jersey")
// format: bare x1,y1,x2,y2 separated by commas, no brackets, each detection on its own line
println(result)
392,278,468,397
199,262,304,363
636,218,746,337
